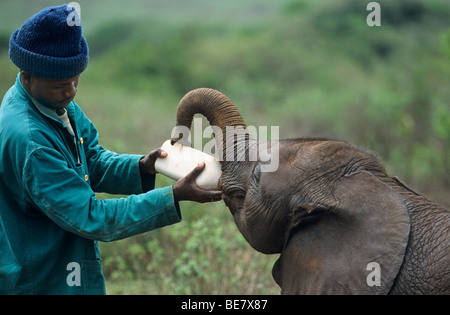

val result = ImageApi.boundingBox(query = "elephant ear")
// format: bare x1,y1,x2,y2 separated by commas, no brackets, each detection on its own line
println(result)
273,171,410,294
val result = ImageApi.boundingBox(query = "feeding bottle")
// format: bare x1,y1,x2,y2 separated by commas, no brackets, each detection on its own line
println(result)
154,140,222,190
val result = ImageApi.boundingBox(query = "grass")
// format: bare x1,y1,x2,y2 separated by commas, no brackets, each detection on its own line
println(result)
101,202,280,295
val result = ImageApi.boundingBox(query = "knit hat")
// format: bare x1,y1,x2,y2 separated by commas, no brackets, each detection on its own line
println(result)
9,4,89,80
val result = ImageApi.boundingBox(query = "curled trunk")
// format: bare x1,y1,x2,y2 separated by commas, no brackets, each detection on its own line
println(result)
171,88,263,252
171,88,250,164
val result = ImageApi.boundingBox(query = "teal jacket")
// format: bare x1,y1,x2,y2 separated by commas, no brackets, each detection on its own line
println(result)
0,74,181,294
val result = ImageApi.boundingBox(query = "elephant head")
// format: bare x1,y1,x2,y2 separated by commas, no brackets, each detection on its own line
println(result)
170,88,414,294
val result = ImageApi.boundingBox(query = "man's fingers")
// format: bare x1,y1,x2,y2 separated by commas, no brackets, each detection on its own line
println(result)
149,148,167,160
159,150,168,158
208,191,223,202
186,162,206,180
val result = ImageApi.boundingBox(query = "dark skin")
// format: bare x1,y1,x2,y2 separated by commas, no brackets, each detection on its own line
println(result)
20,71,222,203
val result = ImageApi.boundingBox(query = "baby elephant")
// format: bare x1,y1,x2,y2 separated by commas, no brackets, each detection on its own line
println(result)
171,88,450,294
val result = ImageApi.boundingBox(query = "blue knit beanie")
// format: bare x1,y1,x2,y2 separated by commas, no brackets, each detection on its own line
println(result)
9,4,89,80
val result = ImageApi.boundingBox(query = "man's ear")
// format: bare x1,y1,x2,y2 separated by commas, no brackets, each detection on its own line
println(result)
20,71,32,89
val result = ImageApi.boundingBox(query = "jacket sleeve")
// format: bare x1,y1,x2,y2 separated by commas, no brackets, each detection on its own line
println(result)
22,147,181,242
86,147,153,195
75,107,153,195
70,104,155,195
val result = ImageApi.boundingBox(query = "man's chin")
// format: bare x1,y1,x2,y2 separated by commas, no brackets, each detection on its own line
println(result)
43,101,72,111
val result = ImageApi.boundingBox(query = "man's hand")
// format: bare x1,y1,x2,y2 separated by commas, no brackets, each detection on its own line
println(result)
140,149,222,203
139,148,167,175
172,162,222,203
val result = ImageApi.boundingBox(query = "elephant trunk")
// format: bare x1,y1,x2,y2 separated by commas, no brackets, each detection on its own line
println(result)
171,88,281,254
171,88,251,165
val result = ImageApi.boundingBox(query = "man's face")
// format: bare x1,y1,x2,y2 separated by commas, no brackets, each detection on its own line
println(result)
21,72,79,110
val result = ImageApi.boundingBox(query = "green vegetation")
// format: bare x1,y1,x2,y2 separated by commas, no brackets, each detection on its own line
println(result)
101,205,279,294
1,0,448,294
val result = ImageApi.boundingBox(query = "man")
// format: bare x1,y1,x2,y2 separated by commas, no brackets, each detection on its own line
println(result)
0,4,222,294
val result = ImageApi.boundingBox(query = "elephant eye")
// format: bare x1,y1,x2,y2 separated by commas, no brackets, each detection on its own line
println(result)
223,188,246,210
251,163,261,183
228,187,246,200
222,186,246,201
234,191,246,200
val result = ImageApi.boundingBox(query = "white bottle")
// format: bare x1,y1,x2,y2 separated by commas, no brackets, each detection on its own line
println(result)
154,140,222,190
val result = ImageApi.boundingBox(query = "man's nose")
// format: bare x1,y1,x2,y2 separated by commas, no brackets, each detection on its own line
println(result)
64,81,77,99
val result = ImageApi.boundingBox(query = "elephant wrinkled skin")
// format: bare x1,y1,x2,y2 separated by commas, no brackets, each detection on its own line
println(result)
171,88,450,295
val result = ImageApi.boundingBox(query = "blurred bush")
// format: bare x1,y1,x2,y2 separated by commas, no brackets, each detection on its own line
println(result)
90,0,449,203
101,204,279,294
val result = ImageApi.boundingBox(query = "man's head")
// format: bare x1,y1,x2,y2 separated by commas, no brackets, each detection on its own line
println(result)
9,4,88,109
20,71,79,111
